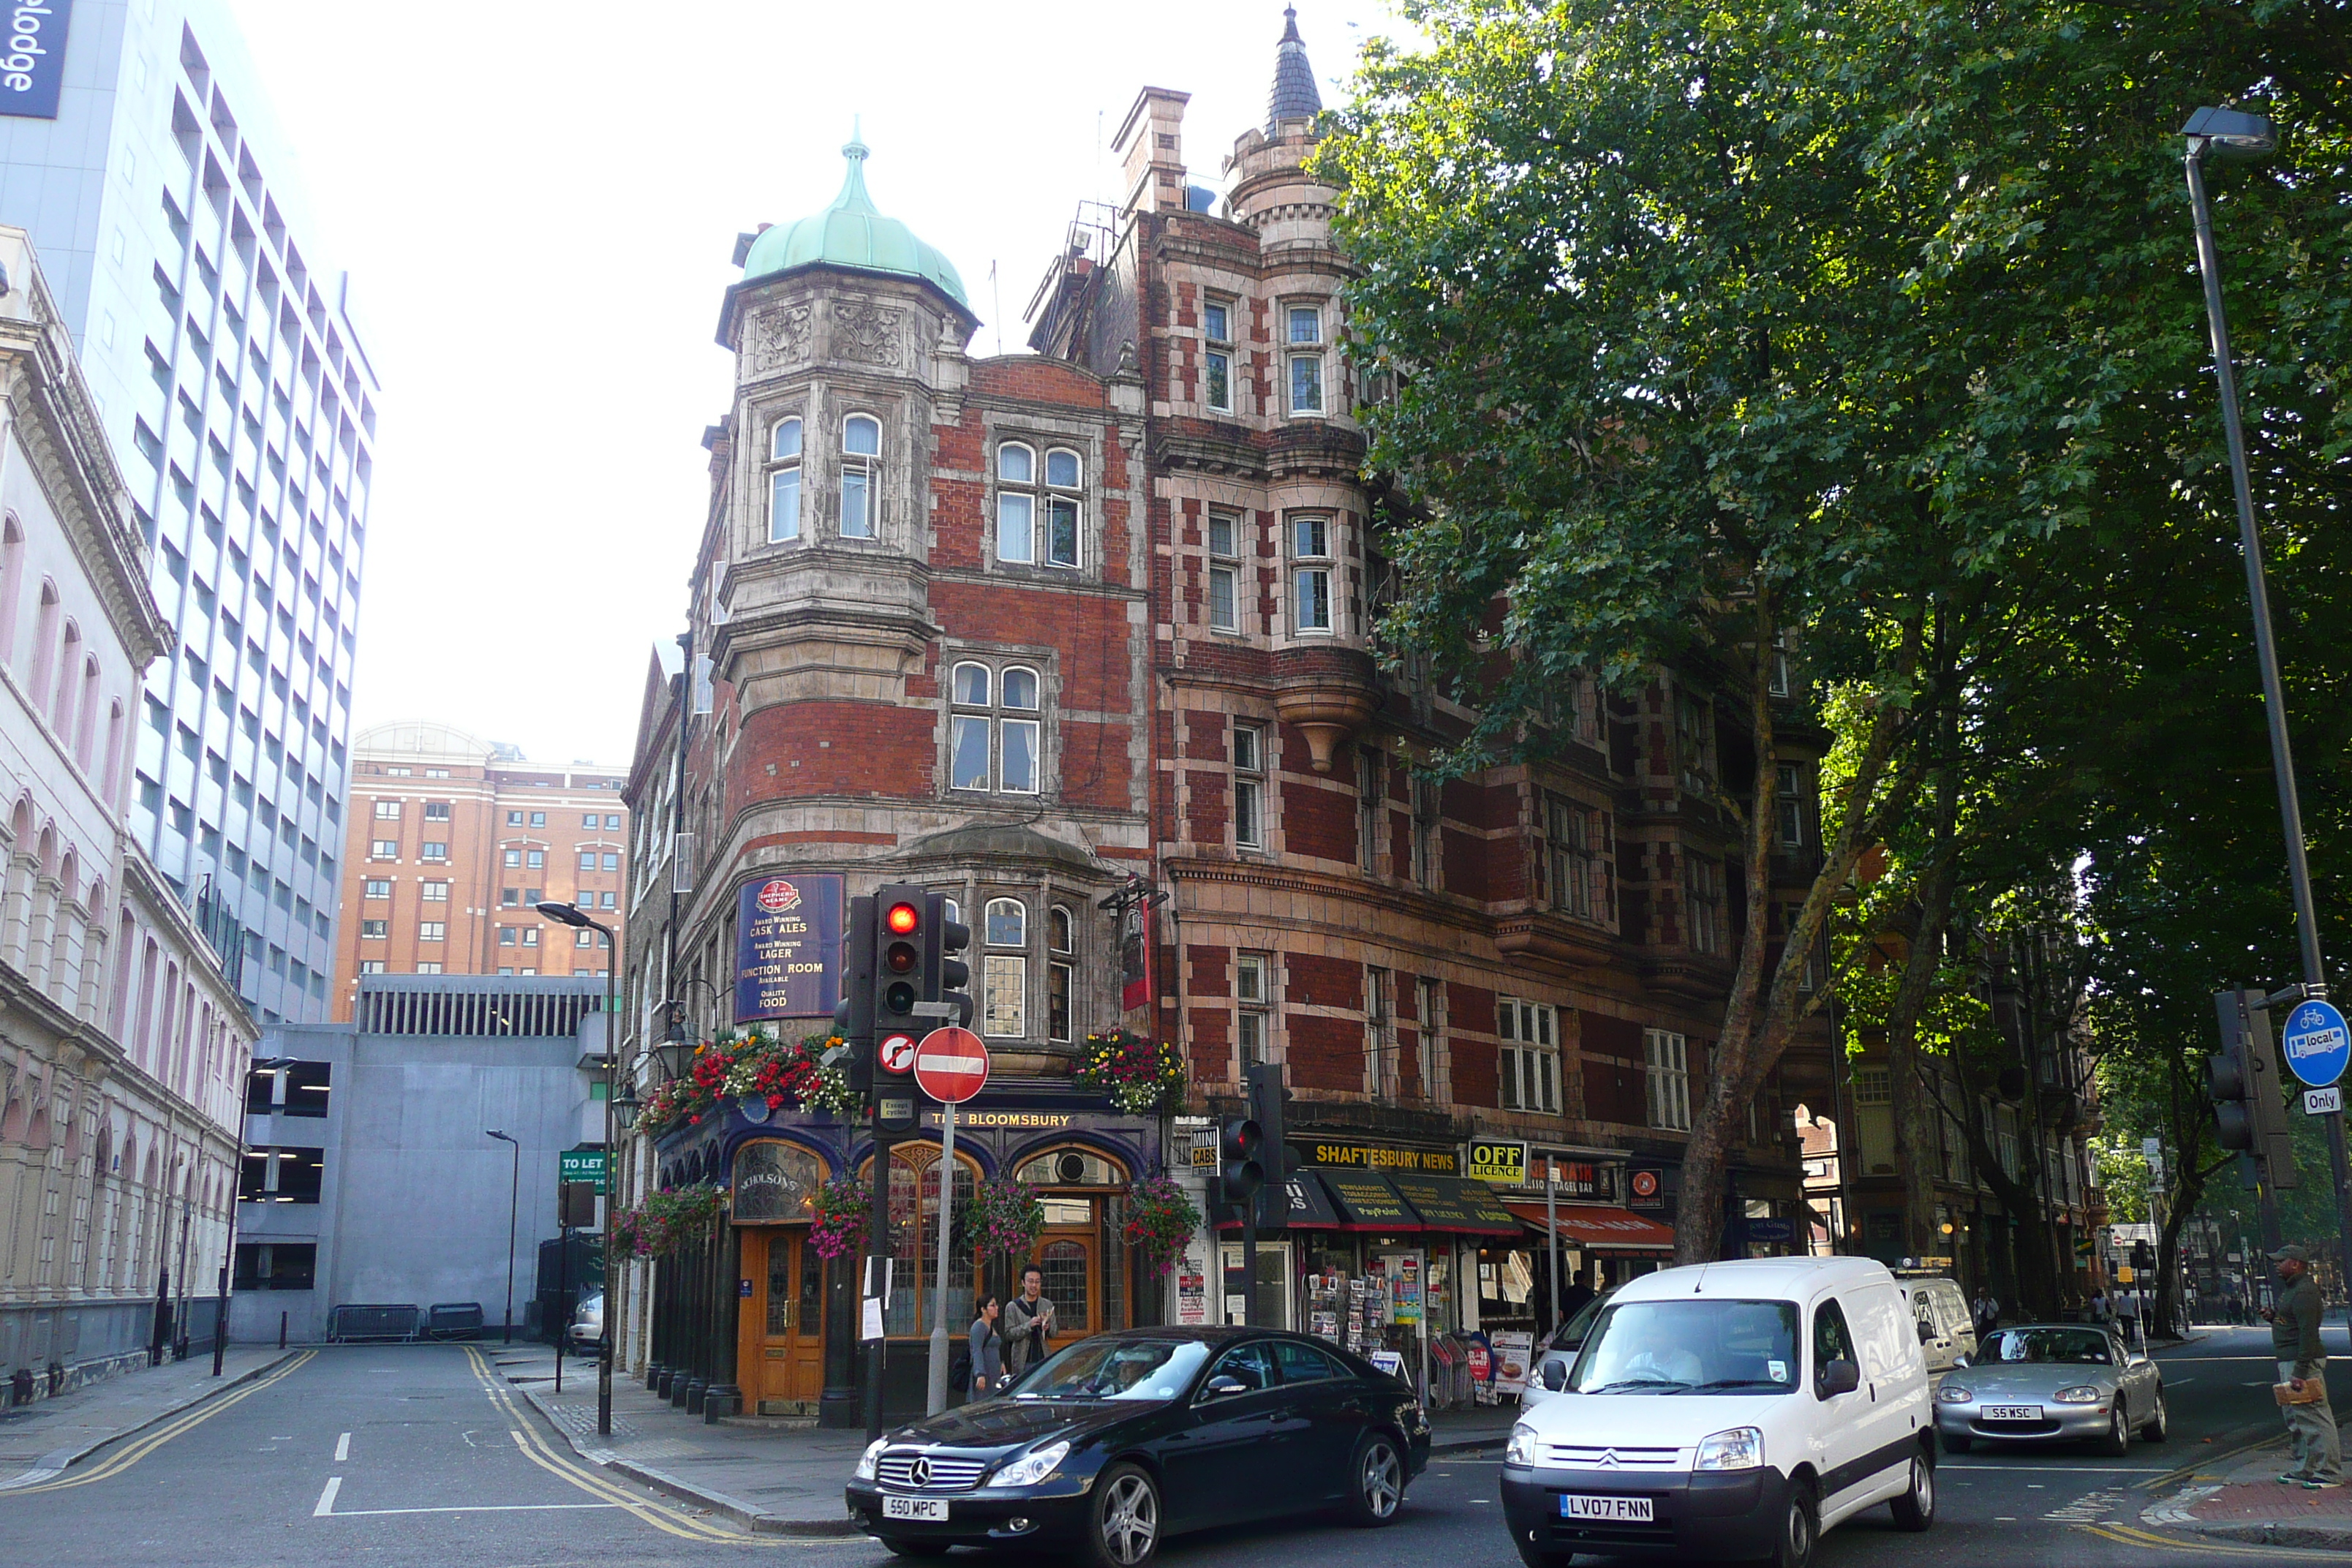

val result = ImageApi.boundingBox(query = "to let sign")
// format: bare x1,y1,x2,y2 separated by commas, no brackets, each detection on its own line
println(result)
2280,1000,2351,1089
559,1147,607,1195
734,874,843,1021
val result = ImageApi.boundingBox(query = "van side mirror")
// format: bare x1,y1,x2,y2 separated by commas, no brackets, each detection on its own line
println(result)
1820,1359,1861,1396
1540,1360,1568,1392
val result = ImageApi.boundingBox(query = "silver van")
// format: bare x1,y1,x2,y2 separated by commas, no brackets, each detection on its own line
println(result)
1899,1275,1975,1384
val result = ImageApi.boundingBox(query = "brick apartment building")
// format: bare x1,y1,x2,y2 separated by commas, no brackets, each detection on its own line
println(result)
328,722,626,1019
618,12,1830,1421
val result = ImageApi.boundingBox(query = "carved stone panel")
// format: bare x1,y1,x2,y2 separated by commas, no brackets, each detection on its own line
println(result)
830,301,902,368
745,304,813,374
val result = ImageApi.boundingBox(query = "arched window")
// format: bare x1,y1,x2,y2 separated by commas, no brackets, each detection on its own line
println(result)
947,662,1041,795
51,621,79,735
858,1143,981,1335
951,662,990,706
1044,451,1082,568
0,515,22,666
983,897,1025,1040
1002,667,1038,711
767,416,803,543
840,415,880,538
74,657,100,767
1049,906,1073,954
1014,1147,1126,1187
1048,905,1074,1044
995,442,1035,564
28,581,59,713
102,701,125,811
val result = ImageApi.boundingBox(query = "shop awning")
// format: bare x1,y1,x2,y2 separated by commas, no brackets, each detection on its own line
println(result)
1507,1202,1677,1252
1214,1169,1347,1232
1319,1169,1424,1232
1388,1174,1524,1237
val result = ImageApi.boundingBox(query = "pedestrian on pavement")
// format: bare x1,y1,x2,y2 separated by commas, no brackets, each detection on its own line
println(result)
1974,1289,1999,1340
2092,1290,2113,1326
1557,1267,1598,1337
2261,1244,2342,1488
1001,1264,1056,1378
968,1294,1003,1398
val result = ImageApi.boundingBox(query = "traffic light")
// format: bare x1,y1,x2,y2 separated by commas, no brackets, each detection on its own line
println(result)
829,894,879,1095
2211,988,2300,1188
1247,1060,1300,1228
2131,1240,2155,1274
871,883,930,1049
1218,1115,1265,1204
924,891,973,1028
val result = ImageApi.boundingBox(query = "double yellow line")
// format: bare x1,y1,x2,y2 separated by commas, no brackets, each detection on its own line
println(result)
460,1343,761,1545
2081,1519,2352,1558
0,1350,317,1497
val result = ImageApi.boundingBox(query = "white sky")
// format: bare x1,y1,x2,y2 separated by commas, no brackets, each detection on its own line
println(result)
216,0,1387,769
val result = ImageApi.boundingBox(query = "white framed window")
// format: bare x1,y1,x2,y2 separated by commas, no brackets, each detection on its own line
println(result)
1496,998,1560,1113
502,848,521,867
1207,510,1242,632
995,442,1083,568
1236,951,1270,1071
1232,722,1265,849
1776,763,1806,848
841,413,880,538
768,415,803,542
576,929,595,947
1286,304,1324,415
1289,516,1332,633
1546,795,1610,921
1203,298,1235,412
1684,854,1723,954
1768,628,1798,698
416,962,443,974
1416,976,1449,1104
362,878,391,900
418,921,445,943
948,660,1041,794
986,897,1026,948
1048,905,1074,1044
1676,694,1714,794
423,802,451,821
421,881,448,902
373,799,401,819
359,920,387,940
1644,1028,1692,1131
369,839,397,860
358,960,385,974
421,841,449,862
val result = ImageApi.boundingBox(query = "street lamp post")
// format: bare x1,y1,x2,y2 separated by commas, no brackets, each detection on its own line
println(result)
2182,108,2352,1288
538,900,620,1439
486,1130,521,1345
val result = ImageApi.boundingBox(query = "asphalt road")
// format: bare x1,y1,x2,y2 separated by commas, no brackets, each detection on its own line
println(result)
0,1324,2335,1567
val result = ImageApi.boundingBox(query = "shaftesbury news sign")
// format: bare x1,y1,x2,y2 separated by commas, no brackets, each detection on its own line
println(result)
0,1,71,120
734,872,843,1020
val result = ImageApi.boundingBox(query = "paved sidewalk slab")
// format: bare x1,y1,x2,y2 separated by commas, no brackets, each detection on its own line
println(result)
495,1346,1519,1532
2146,1416,2352,1550
0,1345,299,1489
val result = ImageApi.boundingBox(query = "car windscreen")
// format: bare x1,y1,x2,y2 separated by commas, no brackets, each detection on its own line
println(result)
1568,1299,1801,1394
1981,1328,2112,1365
1010,1338,1213,1401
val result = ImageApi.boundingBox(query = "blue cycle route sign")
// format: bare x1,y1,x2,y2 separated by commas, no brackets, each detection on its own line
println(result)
2280,1000,2351,1089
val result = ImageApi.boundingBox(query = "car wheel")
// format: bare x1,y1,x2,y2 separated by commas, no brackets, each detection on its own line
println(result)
1081,1462,1160,1568
1889,1448,1935,1531
1512,1542,1569,1568
1344,1432,1406,1526
2141,1389,2168,1443
2100,1407,2130,1458
1768,1477,1818,1568
881,1539,953,1558
1940,1432,1972,1455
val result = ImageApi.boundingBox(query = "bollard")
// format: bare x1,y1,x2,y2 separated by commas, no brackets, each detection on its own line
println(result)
279,1311,287,1349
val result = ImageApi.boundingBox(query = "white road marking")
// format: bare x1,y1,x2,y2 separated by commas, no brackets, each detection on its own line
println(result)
334,1433,350,1462
1943,1464,2171,1473
313,1477,342,1518
323,1502,625,1517
1994,1515,2018,1521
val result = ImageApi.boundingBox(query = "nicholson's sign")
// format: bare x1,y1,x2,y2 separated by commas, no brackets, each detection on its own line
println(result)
734,872,843,1020
0,1,70,120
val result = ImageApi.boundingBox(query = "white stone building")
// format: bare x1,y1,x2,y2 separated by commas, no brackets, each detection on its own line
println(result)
0,227,252,1398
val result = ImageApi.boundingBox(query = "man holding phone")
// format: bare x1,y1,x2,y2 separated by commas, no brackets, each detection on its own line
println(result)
1002,1264,1057,1377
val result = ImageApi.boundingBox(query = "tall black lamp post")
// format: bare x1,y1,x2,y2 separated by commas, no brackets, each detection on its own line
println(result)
486,1130,521,1345
2182,107,2352,1286
538,900,620,1439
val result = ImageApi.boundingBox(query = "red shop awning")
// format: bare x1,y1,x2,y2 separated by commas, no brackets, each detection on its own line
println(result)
1506,1202,1676,1253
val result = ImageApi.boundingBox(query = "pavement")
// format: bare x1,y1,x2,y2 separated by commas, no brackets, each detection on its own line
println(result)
2142,1406,2352,1550
0,1343,301,1490
496,1341,1522,1533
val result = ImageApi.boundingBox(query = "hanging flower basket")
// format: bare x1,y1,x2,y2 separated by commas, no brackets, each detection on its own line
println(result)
636,1039,739,1139
637,1033,859,1137
807,1177,872,1262
1122,1175,1202,1277
1074,1030,1188,1116
612,1205,651,1259
636,1183,726,1258
958,1175,1047,1260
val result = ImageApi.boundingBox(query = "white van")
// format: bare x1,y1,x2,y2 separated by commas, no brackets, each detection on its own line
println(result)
1499,1257,1933,1568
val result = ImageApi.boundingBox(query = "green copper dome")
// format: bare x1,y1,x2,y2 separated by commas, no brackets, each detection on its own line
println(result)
742,134,968,307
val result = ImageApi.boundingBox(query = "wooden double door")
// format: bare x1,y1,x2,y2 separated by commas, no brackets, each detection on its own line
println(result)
741,1229,826,1415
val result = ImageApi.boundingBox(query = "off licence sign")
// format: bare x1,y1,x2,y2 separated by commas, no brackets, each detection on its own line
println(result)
1466,1138,1528,1184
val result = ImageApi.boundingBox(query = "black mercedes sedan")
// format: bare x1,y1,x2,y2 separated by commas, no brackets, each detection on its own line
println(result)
845,1326,1432,1568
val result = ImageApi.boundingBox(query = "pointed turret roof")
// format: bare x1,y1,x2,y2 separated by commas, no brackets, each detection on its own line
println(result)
1266,6,1322,132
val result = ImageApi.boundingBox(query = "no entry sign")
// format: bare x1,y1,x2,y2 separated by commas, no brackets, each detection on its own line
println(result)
914,1027,990,1104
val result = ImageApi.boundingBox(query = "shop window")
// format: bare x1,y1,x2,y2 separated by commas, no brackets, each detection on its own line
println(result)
1496,998,1560,1113
1644,1028,1692,1131
731,1141,826,1224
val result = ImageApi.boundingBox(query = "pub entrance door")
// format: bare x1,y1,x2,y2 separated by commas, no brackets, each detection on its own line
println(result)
742,1229,825,1414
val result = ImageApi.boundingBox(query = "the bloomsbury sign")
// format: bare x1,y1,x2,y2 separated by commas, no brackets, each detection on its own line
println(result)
0,2,70,120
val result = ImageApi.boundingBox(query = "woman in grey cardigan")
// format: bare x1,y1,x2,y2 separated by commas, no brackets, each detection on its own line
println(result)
969,1294,1003,1399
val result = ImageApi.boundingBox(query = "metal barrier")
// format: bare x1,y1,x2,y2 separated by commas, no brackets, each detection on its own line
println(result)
425,1303,485,1341
327,1304,423,1342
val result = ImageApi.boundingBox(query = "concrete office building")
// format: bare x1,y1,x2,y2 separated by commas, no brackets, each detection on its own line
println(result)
233,975,607,1344
0,0,379,1025
328,723,627,1022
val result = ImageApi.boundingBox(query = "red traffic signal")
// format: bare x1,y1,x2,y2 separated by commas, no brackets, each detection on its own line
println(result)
887,901,920,935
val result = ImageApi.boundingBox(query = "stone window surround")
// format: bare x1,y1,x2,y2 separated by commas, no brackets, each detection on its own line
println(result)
740,387,909,556
936,638,1060,801
979,409,1104,582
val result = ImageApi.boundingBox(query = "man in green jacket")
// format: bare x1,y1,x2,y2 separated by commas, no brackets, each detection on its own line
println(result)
2261,1245,2341,1488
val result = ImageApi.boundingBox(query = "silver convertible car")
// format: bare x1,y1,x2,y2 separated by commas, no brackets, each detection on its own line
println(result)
1934,1324,2166,1455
